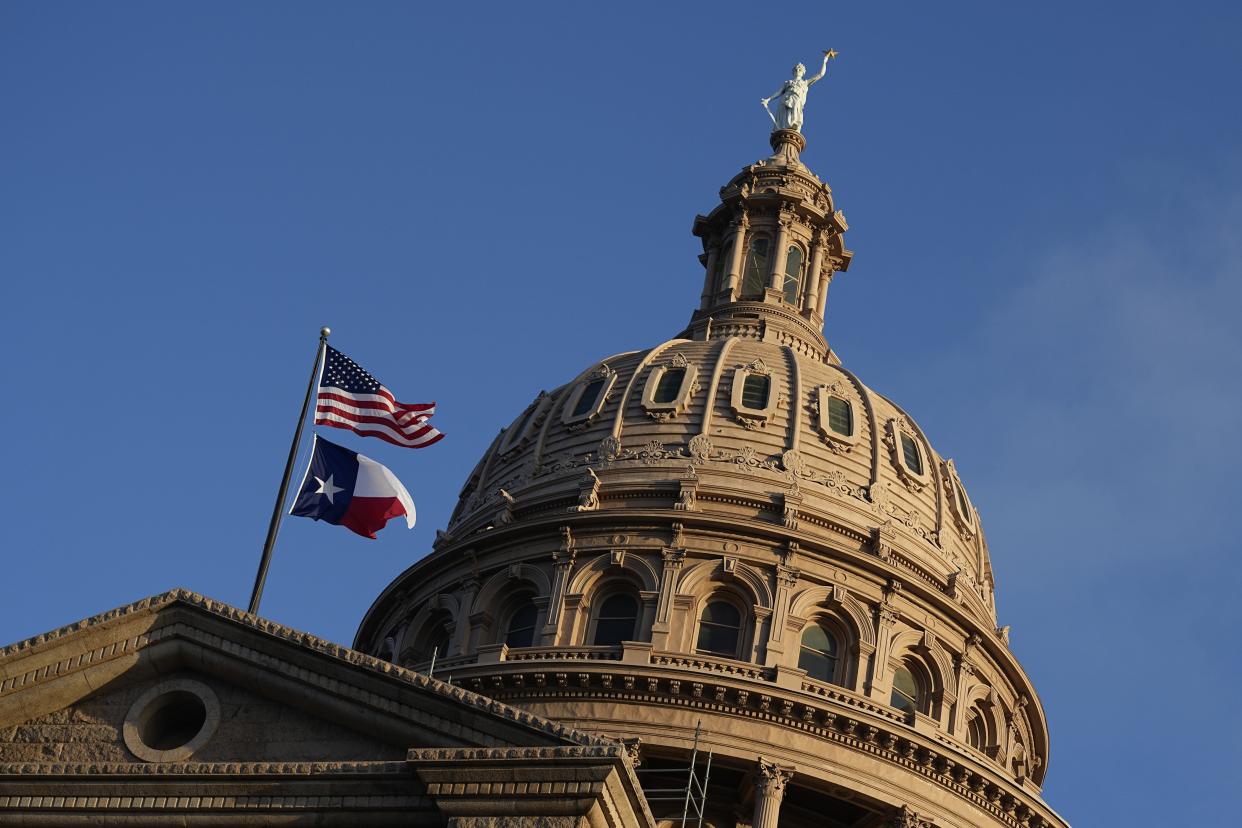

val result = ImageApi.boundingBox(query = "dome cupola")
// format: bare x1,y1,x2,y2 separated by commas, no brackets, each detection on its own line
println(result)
686,129,853,363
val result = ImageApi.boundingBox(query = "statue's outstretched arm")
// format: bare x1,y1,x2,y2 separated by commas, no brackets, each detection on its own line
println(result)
807,62,829,86
760,85,786,105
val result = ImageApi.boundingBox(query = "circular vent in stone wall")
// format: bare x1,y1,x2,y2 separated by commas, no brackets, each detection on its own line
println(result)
122,678,220,762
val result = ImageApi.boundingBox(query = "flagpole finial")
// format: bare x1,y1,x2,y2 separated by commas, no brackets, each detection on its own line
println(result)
320,327,331,338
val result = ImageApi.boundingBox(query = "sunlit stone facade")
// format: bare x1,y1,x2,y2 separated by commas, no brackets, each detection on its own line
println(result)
357,129,1070,828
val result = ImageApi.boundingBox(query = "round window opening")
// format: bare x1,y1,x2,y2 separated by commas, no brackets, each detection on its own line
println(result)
139,690,207,750
123,678,220,762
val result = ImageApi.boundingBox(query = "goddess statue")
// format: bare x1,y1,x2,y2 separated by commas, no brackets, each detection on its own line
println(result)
761,50,836,133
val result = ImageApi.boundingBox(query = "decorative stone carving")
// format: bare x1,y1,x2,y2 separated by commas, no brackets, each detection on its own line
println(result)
675,467,699,512
571,468,601,512
495,489,516,526
870,523,896,560
780,491,801,530
688,434,713,464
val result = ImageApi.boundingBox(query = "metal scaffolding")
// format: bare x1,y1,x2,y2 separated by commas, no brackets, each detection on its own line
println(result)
635,722,714,827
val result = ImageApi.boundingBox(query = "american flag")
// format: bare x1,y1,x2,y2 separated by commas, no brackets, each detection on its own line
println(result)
314,346,444,449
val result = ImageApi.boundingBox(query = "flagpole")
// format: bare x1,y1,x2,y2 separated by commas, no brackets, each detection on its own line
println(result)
248,327,330,615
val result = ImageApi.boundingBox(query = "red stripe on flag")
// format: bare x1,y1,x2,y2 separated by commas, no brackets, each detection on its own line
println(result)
315,404,439,440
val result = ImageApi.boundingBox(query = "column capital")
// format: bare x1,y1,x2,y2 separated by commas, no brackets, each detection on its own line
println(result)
754,756,795,797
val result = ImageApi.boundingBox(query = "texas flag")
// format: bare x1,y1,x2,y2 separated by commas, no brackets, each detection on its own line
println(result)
289,435,416,538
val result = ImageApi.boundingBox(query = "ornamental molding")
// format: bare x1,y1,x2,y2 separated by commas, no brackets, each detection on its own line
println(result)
458,668,1058,828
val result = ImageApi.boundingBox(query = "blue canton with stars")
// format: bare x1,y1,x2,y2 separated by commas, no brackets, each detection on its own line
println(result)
320,346,384,394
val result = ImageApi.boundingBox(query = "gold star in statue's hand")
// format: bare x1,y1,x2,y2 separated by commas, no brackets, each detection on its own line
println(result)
824,49,839,60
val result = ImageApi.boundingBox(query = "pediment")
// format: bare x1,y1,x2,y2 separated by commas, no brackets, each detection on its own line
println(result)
0,589,593,767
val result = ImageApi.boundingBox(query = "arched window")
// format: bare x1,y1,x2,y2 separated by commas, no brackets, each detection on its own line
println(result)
572,377,607,419
740,373,771,410
712,240,733,297
798,622,839,683
504,600,538,649
402,611,453,667
900,433,924,475
890,663,925,716
740,237,769,299
966,707,987,750
781,246,803,304
652,367,686,404
592,592,639,646
696,599,743,658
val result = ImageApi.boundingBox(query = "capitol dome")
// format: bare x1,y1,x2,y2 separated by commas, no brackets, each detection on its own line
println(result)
357,128,1067,828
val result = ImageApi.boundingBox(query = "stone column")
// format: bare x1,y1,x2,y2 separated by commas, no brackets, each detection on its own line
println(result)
700,240,721,311
720,210,748,302
803,229,827,314
815,262,835,319
767,212,793,294
752,758,794,828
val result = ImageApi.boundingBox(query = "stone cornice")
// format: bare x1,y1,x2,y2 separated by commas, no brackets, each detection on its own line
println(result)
453,662,1065,828
0,759,410,776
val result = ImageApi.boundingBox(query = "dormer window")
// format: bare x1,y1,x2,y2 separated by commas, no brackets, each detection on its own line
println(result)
741,374,770,409
642,355,699,421
500,393,549,454
730,360,778,429
886,418,930,490
943,459,976,536
781,245,803,305
562,365,617,430
740,237,769,299
827,395,852,436
573,378,605,418
814,384,859,452
900,433,923,475
653,368,685,403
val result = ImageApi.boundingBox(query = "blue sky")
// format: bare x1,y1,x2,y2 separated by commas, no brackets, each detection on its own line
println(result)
2,2,1240,824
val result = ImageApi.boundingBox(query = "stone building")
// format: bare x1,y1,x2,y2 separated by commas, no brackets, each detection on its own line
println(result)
0,125,1069,827
356,127,1071,828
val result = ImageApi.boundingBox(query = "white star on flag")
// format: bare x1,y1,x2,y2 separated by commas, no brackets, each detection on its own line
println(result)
314,474,344,504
